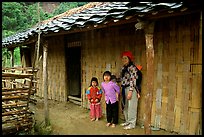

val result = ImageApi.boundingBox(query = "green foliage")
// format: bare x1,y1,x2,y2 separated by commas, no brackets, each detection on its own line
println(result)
2,48,11,67
14,47,21,66
33,120,52,135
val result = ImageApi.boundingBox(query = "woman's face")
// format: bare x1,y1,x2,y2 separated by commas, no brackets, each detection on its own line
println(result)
122,56,129,66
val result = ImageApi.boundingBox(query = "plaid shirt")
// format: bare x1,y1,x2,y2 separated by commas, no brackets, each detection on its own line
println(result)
121,64,138,91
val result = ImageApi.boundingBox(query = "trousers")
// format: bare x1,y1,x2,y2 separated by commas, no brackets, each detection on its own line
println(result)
106,101,119,124
123,87,139,127
90,103,102,119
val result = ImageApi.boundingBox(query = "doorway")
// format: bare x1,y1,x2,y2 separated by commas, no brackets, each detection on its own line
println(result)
66,45,81,102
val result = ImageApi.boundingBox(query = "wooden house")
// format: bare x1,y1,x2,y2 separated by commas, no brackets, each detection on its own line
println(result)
2,1,202,135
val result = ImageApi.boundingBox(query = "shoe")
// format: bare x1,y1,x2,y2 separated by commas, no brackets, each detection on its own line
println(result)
95,118,99,121
123,125,135,130
106,123,111,127
120,122,129,127
111,124,116,128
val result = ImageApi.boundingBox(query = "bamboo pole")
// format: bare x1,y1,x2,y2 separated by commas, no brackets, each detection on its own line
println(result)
43,40,50,126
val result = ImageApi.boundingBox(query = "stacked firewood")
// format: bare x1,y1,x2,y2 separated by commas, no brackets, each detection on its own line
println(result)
2,67,38,135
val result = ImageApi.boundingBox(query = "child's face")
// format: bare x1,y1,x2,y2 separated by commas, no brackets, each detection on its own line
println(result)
92,81,97,87
104,75,111,82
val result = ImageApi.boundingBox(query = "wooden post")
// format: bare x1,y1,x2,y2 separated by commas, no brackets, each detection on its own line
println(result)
36,2,41,67
144,22,155,135
43,40,50,126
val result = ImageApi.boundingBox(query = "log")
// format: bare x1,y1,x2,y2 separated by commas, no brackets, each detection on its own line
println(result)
2,73,33,78
2,87,30,91
2,95,29,101
2,116,33,124
2,90,30,95
2,103,28,109
2,108,31,116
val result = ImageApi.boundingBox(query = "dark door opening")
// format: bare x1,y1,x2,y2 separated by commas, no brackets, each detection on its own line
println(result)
66,46,81,99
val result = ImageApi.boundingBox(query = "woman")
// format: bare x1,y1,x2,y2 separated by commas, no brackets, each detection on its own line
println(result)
119,51,141,130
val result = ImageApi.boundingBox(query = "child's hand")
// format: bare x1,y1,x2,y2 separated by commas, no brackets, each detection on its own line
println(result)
90,99,94,103
95,98,99,103
116,93,119,101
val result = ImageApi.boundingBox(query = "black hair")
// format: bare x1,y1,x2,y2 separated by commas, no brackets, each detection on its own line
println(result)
111,75,116,80
90,77,98,86
103,71,111,80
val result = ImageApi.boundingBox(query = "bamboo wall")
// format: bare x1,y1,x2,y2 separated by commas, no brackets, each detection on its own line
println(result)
36,36,67,102
80,13,201,134
81,25,146,120
150,13,202,135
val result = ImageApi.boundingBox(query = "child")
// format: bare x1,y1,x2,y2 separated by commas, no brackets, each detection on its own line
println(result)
101,71,120,128
86,77,103,121
111,75,117,83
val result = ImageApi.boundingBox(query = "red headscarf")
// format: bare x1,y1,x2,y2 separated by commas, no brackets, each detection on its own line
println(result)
121,51,134,61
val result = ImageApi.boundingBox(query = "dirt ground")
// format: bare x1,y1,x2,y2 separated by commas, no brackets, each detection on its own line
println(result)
32,97,178,135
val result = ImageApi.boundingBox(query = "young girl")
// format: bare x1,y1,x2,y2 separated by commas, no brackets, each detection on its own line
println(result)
101,71,120,128
86,77,103,121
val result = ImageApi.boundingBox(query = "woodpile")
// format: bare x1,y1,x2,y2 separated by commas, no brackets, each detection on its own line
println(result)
2,67,38,135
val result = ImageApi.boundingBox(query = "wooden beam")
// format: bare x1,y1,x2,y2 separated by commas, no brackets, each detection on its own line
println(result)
144,21,155,135
43,40,50,126
147,9,201,20
43,17,139,37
